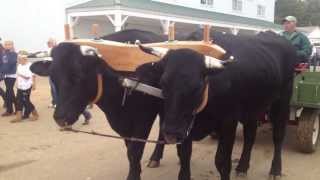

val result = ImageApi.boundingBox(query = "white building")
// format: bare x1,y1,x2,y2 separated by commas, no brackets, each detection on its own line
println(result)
154,0,275,22
66,0,279,39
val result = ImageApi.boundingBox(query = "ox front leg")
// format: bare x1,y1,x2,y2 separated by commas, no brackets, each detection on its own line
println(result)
236,118,258,176
177,137,192,180
215,119,237,180
148,120,165,168
125,141,146,180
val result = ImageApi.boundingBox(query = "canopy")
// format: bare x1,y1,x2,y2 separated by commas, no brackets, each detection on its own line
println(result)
308,27,320,44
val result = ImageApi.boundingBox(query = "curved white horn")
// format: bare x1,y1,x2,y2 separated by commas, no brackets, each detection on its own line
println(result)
80,45,102,57
204,56,224,69
138,45,169,58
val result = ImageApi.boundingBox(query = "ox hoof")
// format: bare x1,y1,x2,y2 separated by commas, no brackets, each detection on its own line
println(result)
236,171,247,178
147,160,160,168
232,158,240,164
268,175,282,180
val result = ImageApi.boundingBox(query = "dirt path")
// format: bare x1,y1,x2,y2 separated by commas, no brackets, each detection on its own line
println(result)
1,77,320,180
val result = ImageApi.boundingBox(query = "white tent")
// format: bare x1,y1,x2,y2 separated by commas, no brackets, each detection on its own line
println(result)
308,26,320,44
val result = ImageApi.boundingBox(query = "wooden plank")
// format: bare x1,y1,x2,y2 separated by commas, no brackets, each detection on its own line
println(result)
68,39,226,72
64,24,71,40
91,24,100,39
203,25,211,43
168,23,175,41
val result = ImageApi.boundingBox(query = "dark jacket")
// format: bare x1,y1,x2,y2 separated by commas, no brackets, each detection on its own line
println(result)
282,31,312,62
0,45,4,79
0,50,17,75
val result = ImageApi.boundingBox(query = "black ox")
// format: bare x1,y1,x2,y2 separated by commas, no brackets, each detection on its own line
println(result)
30,29,209,180
30,29,170,180
136,31,298,180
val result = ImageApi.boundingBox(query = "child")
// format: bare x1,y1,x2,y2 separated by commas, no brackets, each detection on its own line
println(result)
11,55,38,123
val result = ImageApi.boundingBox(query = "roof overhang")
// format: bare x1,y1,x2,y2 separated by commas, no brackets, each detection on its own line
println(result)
66,1,281,32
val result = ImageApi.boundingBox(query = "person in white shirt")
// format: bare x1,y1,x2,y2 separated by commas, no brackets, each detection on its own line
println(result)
11,55,39,123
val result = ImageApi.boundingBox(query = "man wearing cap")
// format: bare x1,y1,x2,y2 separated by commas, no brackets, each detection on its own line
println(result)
281,16,312,63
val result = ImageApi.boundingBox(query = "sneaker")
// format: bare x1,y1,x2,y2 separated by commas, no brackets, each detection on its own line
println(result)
1,112,14,117
10,111,23,123
30,110,39,121
48,104,56,108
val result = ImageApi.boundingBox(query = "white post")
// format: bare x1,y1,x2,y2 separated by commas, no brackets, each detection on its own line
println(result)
114,13,122,32
160,19,171,35
66,16,80,39
231,27,239,35
70,16,80,27
106,13,129,32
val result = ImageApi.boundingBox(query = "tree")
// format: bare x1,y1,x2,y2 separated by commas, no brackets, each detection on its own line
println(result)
275,0,320,26
304,0,320,26
275,0,306,26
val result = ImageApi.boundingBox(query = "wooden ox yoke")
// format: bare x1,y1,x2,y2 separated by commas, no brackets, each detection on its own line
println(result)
67,39,227,72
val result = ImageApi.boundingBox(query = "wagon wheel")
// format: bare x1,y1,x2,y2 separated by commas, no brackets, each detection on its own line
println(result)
297,109,320,153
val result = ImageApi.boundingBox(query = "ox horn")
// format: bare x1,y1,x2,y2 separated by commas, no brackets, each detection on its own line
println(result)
80,45,102,58
204,55,235,69
138,44,169,58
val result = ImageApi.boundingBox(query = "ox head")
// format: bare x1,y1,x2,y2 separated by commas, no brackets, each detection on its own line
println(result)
136,45,234,143
30,43,105,128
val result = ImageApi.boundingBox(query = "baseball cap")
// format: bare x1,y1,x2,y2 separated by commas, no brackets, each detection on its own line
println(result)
282,16,297,24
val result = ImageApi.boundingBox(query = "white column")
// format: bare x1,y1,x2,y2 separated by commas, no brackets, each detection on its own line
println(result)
160,20,171,35
66,16,80,39
231,27,239,35
114,13,123,32
106,13,129,32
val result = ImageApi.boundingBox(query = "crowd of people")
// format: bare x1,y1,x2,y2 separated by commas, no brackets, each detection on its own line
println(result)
0,39,38,122
0,37,92,124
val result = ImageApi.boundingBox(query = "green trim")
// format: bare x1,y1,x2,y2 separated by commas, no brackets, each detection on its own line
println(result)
67,0,281,30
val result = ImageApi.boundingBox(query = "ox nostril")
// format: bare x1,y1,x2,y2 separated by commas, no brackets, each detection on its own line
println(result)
164,134,178,144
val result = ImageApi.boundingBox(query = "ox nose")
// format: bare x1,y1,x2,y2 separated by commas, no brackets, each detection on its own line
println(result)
164,134,178,144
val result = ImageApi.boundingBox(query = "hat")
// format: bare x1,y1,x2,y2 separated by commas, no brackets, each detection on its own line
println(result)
282,16,297,24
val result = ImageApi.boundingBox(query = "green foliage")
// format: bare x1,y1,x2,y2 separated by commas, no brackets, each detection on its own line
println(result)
275,0,320,26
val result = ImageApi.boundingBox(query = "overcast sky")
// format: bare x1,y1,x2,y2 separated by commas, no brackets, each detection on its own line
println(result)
0,0,87,52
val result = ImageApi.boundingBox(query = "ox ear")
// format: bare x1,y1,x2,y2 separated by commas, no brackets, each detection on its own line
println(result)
135,61,164,86
30,61,52,76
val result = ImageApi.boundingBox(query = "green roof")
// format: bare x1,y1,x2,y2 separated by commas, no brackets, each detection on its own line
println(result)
67,0,281,30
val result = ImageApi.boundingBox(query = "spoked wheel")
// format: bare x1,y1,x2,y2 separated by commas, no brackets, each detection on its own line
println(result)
297,109,320,153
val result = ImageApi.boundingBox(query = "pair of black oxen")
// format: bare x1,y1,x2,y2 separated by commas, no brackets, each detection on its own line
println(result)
31,29,297,180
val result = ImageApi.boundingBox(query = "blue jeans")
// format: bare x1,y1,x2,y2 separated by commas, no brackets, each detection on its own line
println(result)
4,77,16,113
49,78,58,105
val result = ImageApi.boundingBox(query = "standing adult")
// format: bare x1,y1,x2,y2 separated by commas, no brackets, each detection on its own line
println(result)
46,38,58,108
1,40,17,116
0,38,6,107
281,16,312,63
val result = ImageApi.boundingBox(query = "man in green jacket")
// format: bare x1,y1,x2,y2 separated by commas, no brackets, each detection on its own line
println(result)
281,16,312,63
